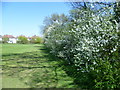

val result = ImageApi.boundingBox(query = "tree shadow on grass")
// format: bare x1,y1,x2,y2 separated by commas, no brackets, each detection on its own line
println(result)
40,46,80,88
2,45,78,88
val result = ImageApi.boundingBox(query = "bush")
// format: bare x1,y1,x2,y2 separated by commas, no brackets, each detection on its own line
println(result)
2,37,9,43
30,36,42,44
17,36,28,44
43,8,120,89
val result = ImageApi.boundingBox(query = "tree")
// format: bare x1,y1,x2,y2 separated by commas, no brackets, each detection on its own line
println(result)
30,35,42,44
113,2,120,23
69,1,120,22
2,37,9,43
35,37,42,44
43,4,120,88
43,13,69,36
17,35,28,44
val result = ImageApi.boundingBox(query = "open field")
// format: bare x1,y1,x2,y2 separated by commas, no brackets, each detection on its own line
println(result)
2,44,41,55
1,44,77,88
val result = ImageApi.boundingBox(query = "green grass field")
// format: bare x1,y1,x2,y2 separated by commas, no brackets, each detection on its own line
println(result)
1,44,77,88
2,44,41,55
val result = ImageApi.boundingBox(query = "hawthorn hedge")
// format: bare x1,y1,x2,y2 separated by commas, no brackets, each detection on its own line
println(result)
43,7,120,89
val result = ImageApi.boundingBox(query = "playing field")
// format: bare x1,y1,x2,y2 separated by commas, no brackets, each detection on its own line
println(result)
1,44,76,88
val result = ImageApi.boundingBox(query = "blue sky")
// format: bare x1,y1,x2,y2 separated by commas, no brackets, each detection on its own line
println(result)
2,2,71,37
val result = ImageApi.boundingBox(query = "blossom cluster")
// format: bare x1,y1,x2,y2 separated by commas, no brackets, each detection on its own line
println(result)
43,8,120,88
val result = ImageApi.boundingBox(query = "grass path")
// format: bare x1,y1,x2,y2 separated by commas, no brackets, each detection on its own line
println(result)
2,44,77,88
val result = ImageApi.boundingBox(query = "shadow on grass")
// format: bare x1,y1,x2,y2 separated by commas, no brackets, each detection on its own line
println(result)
41,46,81,88
2,45,78,88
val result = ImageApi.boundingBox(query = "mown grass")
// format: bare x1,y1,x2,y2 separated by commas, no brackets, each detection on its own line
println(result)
1,44,77,88
2,44,41,55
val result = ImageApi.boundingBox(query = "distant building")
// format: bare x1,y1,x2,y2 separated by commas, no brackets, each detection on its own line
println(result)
3,35,17,43
27,36,32,41
1,35,41,44
28,35,40,41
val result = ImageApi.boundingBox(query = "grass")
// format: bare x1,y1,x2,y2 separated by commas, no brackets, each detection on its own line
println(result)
1,44,77,88
2,75,29,88
2,44,41,55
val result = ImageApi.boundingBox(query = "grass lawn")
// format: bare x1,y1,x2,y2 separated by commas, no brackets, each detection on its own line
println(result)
1,44,77,88
2,44,41,55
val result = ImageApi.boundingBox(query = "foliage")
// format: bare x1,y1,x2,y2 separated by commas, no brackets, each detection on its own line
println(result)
17,36,28,44
30,36,43,44
43,6,120,89
113,2,120,23
43,13,68,37
35,37,42,44
2,37,9,43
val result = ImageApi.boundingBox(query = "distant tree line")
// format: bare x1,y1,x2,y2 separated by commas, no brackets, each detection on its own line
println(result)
1,35,43,44
17,35,43,44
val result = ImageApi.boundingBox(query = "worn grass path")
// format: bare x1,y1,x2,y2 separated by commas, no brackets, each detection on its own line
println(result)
1,44,77,88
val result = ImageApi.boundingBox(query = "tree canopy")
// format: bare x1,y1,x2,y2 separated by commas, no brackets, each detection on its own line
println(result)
42,2,120,89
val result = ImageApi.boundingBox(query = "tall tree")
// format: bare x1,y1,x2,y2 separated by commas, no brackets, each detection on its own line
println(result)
69,1,120,22
43,13,68,36
113,2,120,23
17,35,28,44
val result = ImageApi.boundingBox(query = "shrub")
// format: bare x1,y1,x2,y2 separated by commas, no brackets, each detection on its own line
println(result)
17,35,28,44
2,37,9,43
43,8,120,89
30,36,42,44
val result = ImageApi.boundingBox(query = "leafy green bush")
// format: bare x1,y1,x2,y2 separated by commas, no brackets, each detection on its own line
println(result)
30,36,43,44
2,37,9,43
17,36,28,44
43,8,120,89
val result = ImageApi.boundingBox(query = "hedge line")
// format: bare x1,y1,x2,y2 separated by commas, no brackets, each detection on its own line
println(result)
43,8,120,89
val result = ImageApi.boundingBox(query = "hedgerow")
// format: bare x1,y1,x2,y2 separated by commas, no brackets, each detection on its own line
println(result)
43,7,120,89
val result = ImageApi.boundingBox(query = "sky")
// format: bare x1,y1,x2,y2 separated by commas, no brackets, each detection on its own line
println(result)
2,2,71,37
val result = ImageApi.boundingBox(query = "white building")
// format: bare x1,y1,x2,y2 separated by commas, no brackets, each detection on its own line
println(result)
3,35,17,43
8,38,17,43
